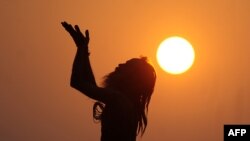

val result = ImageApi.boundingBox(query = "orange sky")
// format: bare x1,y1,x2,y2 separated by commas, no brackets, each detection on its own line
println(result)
1,0,250,141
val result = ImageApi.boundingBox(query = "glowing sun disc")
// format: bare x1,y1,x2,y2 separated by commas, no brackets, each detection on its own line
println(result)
157,36,195,74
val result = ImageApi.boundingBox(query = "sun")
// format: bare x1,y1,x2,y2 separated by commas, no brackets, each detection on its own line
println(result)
156,36,195,75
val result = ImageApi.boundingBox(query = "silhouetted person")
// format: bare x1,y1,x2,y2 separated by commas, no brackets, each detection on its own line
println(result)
61,21,156,141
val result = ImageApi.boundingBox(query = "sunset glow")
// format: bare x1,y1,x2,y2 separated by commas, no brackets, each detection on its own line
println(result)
157,37,195,74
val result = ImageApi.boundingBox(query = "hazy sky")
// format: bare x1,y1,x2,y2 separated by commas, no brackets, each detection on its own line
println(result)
1,0,250,141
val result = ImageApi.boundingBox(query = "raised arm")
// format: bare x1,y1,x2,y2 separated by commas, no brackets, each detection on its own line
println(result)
61,21,101,100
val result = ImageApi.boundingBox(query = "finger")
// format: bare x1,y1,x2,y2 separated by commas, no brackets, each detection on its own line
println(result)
75,25,85,38
61,21,70,29
61,22,73,31
61,22,67,29
62,23,76,37
61,21,67,25
85,30,90,41
74,25,81,32
75,25,83,35
65,24,74,32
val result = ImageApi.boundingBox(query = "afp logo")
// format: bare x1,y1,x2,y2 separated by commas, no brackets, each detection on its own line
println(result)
224,125,250,141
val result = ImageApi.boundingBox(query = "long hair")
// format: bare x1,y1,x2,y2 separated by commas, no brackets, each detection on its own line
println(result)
93,57,156,136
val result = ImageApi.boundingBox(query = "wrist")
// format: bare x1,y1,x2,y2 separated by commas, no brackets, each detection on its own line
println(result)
77,47,90,56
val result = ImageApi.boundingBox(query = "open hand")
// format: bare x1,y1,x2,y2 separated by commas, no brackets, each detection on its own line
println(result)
61,21,89,50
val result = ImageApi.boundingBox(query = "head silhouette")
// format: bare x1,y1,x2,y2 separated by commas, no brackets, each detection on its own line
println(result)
104,57,156,98
94,57,156,136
